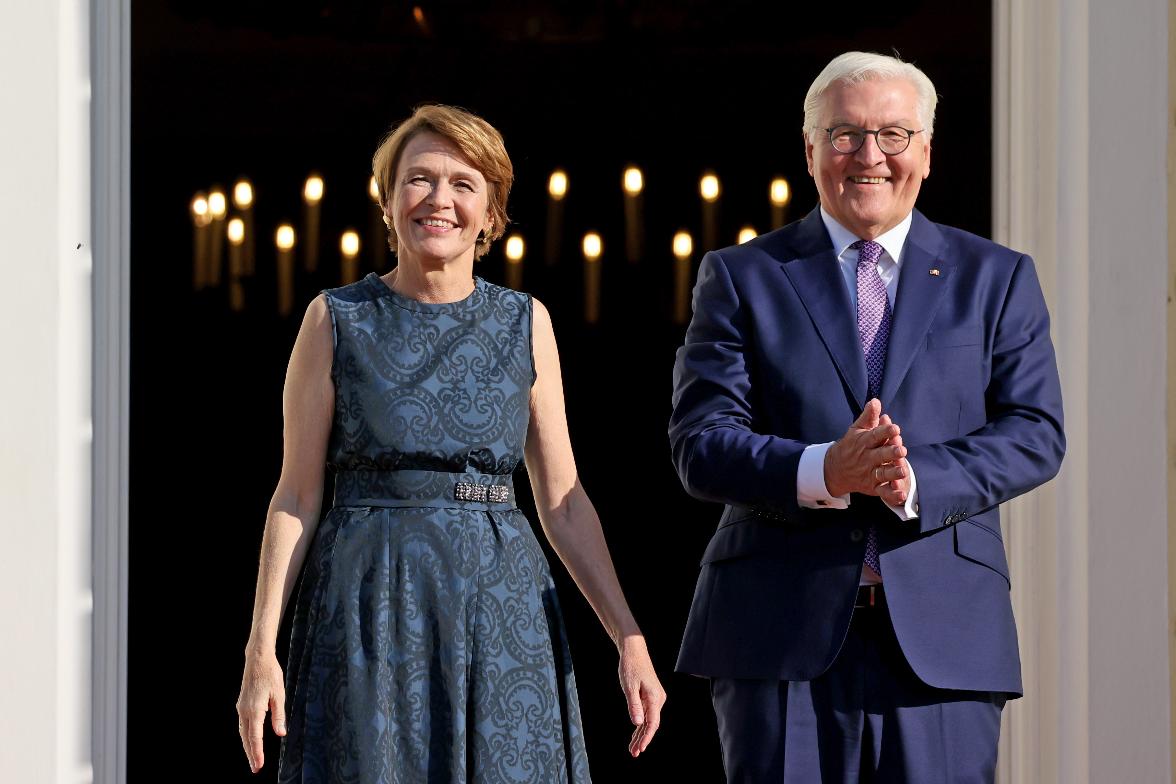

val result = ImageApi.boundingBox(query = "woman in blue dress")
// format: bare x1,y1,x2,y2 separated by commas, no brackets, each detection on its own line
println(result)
235,105,665,783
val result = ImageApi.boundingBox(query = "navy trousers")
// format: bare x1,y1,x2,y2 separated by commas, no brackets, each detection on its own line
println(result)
711,589,1006,783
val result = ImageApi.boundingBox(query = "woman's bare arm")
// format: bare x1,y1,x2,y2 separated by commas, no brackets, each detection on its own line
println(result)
523,297,666,756
236,295,335,774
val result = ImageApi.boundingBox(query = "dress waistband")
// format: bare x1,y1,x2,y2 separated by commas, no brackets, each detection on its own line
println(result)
332,469,517,511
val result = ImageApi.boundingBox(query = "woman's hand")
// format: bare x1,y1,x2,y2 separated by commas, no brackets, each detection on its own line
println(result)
618,635,666,757
236,651,287,774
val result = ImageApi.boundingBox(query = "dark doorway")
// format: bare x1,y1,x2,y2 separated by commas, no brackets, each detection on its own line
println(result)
130,2,990,780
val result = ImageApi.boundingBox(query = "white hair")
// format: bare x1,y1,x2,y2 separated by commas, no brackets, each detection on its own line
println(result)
802,51,938,141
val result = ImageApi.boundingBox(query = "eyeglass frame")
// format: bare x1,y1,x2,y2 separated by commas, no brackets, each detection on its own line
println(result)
820,124,925,155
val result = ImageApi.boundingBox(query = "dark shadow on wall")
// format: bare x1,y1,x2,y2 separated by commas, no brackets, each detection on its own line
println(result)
129,2,990,780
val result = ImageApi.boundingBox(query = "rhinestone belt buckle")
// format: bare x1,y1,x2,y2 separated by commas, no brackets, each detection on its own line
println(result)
454,482,509,503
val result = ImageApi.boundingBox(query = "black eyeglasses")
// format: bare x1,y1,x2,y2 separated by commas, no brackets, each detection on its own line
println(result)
822,124,924,155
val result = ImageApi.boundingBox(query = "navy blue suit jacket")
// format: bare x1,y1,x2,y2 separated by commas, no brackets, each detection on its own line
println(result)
669,208,1065,695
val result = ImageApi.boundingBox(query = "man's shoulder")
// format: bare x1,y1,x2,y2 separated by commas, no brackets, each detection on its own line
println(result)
918,214,1027,267
704,219,818,275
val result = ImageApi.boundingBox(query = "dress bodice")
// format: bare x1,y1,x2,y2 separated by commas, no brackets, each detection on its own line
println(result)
322,273,535,479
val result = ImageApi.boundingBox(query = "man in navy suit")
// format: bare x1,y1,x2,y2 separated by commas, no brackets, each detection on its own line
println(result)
669,51,1064,782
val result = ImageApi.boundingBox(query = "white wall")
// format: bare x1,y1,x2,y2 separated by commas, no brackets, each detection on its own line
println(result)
0,1,95,782
995,0,1171,780
1086,0,1170,778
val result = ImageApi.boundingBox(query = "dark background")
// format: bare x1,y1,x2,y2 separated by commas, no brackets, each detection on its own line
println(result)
130,2,990,780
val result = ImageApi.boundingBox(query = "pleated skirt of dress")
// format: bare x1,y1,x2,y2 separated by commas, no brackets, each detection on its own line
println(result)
277,505,592,784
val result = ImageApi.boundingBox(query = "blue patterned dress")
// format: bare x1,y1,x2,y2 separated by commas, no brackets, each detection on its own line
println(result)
278,273,591,784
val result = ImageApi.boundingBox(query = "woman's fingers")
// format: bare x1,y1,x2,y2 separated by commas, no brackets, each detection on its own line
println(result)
247,712,266,773
237,656,285,773
623,677,666,757
624,677,645,727
634,685,665,755
271,687,288,737
236,703,265,773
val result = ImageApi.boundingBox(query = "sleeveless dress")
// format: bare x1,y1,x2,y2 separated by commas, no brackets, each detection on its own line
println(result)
278,273,592,784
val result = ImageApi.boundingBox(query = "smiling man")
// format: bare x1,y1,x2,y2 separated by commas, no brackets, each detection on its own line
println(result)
669,52,1065,782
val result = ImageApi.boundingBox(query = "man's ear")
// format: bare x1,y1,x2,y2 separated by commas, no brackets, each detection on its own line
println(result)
804,131,816,176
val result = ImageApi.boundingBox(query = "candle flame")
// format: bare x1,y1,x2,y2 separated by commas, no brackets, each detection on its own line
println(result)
208,190,227,218
505,235,525,261
227,218,245,245
341,230,360,258
700,173,720,202
623,167,644,195
548,170,568,200
191,194,211,227
673,231,693,260
582,232,602,261
304,175,324,204
276,224,296,250
738,226,758,244
770,178,791,206
233,180,254,208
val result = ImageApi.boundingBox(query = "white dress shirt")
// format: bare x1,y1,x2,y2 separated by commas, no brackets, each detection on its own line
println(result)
795,209,921,581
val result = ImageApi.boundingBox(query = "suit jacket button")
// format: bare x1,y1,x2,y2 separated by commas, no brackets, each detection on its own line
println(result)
849,528,864,542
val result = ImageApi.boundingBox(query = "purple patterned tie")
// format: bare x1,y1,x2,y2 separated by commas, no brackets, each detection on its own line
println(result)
852,239,890,575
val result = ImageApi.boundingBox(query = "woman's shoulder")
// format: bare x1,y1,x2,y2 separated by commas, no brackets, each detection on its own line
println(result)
322,274,379,305
478,276,531,304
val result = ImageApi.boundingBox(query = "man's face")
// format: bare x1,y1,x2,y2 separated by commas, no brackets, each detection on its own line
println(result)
805,78,931,240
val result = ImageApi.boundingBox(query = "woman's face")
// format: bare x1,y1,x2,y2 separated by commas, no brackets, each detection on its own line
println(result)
388,131,491,266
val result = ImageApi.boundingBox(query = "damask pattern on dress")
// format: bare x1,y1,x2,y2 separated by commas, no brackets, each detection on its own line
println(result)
278,274,591,784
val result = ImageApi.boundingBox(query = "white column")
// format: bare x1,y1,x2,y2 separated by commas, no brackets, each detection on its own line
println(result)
0,1,96,782
993,0,1171,780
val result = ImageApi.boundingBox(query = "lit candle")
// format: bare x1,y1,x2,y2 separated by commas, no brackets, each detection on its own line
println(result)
276,224,296,316
700,173,720,252
622,166,644,263
303,174,324,273
505,234,524,290
227,217,245,312
582,232,602,324
770,177,791,229
232,179,255,275
208,189,227,286
191,193,211,290
340,230,360,285
545,169,568,265
738,226,758,244
369,175,386,273
673,231,694,325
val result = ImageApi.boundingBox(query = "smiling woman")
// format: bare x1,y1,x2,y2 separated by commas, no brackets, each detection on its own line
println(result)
373,105,512,262
234,104,666,783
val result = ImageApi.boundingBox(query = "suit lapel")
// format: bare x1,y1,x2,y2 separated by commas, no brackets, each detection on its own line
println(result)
779,210,868,404
879,211,951,404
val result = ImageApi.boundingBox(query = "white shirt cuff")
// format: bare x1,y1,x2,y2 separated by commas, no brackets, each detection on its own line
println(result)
797,442,850,509
884,464,920,520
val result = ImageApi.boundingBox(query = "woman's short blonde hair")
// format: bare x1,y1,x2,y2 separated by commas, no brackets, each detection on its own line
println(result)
372,104,513,260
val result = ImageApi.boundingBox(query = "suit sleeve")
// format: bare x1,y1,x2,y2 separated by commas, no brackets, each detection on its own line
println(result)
668,250,809,518
907,254,1066,534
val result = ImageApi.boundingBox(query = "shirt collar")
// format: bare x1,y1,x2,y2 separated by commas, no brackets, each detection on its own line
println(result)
818,206,914,266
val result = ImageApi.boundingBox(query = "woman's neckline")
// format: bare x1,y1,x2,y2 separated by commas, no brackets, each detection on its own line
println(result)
365,271,482,312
